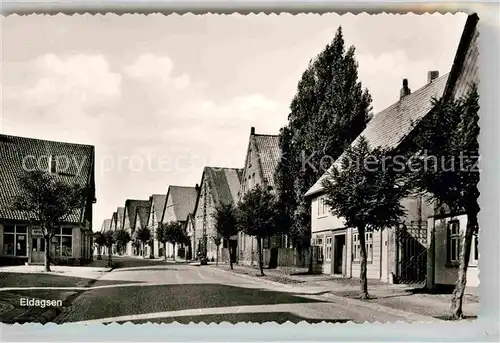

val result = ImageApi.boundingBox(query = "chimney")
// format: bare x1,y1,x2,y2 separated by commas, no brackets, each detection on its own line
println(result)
195,183,200,192
250,127,255,135
427,70,439,84
400,79,411,100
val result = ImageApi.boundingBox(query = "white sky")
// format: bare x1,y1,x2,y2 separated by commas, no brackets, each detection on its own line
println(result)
0,13,467,230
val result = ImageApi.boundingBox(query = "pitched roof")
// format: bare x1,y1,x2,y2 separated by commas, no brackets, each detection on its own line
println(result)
124,199,149,230
116,207,126,230
204,167,243,206
0,134,95,222
101,219,112,232
253,134,281,188
135,200,151,230
110,212,117,230
163,186,198,222
305,73,449,197
151,194,167,222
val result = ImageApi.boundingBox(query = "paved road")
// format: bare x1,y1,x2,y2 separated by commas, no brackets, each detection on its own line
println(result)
51,257,438,324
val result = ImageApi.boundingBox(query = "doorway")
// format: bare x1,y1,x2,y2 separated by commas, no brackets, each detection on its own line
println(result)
333,234,346,275
31,237,45,264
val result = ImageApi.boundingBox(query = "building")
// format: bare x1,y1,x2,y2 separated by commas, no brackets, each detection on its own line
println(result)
193,167,242,261
304,14,479,289
100,219,112,233
185,213,196,260
237,127,287,266
426,13,479,291
145,194,167,258
133,200,152,257
305,71,449,280
123,199,150,255
0,134,96,265
109,212,117,231
160,186,198,259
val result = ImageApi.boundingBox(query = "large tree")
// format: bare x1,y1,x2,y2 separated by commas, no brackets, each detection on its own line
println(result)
103,230,116,267
135,226,151,258
275,26,373,248
408,85,480,319
93,232,106,260
113,229,131,255
156,224,169,261
322,137,408,299
237,185,279,276
12,170,89,272
211,202,239,269
163,221,189,261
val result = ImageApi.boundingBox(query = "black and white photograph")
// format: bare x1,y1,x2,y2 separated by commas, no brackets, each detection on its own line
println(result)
0,12,480,325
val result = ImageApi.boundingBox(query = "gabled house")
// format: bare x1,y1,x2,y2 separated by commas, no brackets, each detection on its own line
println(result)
192,167,242,261
123,199,150,255
0,134,96,265
100,219,112,233
426,13,479,291
110,212,118,231
305,72,449,280
237,127,287,266
160,186,198,259
133,200,152,257
304,14,479,289
116,207,125,231
185,213,196,260
145,194,167,258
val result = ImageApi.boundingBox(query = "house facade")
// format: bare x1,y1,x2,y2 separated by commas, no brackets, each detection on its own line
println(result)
123,199,150,255
145,194,167,258
237,127,288,266
0,134,96,266
305,70,449,282
192,167,242,261
133,200,152,257
160,185,198,259
426,13,479,290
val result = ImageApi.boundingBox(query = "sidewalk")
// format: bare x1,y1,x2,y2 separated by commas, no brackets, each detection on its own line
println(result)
213,264,479,320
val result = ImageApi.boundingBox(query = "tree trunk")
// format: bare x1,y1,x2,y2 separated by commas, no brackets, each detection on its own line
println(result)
216,246,219,266
358,225,369,299
108,246,112,266
257,237,264,276
97,246,102,260
142,242,146,258
229,241,234,270
163,242,167,261
173,243,176,261
44,236,51,272
450,213,477,319
150,240,154,259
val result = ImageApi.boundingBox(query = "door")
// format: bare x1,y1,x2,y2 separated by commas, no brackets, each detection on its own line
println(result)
31,237,45,264
333,234,346,274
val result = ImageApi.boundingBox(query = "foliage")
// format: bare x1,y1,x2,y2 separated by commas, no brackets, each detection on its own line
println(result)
156,223,169,244
102,230,116,248
12,170,89,238
321,136,409,298
211,233,222,247
113,229,131,248
93,232,106,247
212,203,238,241
407,85,480,319
163,221,189,246
274,26,373,247
135,226,151,244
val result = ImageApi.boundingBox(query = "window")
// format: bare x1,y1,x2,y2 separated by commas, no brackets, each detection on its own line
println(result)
313,236,324,261
3,225,27,257
317,197,328,217
51,227,73,258
325,236,332,261
447,220,460,264
352,232,373,262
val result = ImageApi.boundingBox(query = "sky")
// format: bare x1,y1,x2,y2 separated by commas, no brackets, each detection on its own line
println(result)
1,13,468,230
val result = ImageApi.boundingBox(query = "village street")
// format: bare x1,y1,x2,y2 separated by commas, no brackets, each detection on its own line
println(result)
0,257,456,324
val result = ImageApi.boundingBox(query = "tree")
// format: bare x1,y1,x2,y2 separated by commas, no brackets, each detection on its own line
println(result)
211,233,222,266
135,226,151,258
211,202,239,269
103,230,116,267
12,170,89,272
407,85,479,319
113,229,131,255
237,185,279,276
93,232,106,260
156,224,169,261
274,26,372,249
163,221,188,261
321,136,408,299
